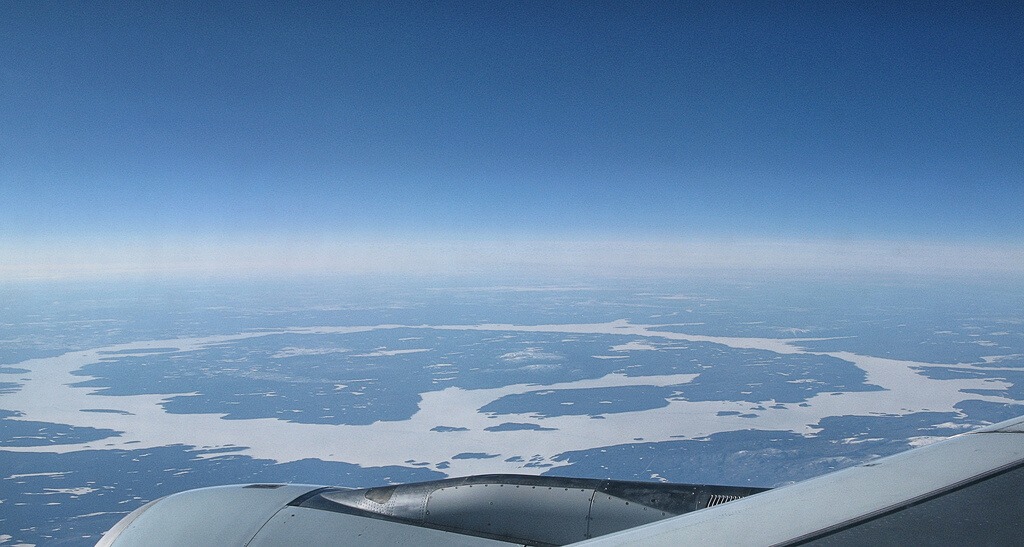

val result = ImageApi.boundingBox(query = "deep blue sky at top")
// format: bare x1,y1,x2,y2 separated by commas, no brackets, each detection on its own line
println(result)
2,1,1022,248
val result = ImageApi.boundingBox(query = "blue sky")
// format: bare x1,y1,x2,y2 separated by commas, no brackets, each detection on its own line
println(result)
2,1,1022,278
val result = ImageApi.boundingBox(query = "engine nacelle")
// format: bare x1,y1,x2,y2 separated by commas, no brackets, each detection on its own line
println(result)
97,475,767,546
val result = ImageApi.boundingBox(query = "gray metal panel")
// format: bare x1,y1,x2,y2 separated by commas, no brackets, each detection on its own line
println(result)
98,484,320,546
95,498,161,547
248,506,515,547
322,484,431,520
305,474,764,545
587,492,674,539
801,464,1024,546
425,482,594,545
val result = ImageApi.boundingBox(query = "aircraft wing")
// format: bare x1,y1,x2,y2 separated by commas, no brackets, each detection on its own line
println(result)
578,414,1024,546
96,415,1024,546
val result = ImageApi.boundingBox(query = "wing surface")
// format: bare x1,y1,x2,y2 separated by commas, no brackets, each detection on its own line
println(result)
573,415,1024,546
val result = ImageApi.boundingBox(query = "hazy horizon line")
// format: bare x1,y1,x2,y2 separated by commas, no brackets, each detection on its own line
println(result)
4,236,1024,282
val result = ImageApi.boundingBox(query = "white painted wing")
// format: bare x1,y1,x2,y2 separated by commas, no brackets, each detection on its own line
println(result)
573,415,1024,546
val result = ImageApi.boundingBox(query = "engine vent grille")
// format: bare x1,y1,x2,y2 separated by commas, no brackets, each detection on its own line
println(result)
706,494,742,507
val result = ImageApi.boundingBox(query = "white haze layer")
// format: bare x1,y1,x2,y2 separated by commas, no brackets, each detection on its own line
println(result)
0,321,1017,478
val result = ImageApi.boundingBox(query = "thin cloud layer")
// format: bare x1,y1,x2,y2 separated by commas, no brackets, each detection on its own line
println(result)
4,237,1024,281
